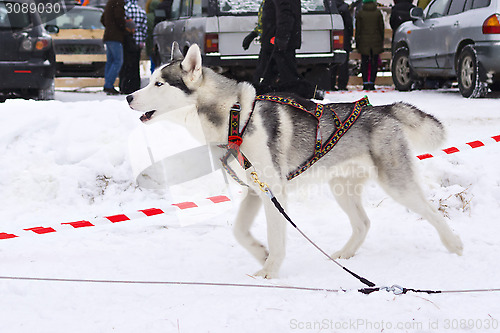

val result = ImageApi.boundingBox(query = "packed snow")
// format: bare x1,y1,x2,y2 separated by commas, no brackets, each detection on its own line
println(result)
1,85,500,333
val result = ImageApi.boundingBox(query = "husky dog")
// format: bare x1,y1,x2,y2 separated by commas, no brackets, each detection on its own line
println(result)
127,43,463,279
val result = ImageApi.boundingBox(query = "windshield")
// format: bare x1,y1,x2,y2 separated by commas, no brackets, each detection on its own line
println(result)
0,1,32,30
43,7,104,29
219,0,327,14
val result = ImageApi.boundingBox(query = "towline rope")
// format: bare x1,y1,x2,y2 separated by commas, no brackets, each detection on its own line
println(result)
2,276,500,296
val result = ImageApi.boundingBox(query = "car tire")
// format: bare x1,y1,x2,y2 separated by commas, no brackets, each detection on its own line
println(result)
457,45,488,98
391,47,414,91
37,79,55,101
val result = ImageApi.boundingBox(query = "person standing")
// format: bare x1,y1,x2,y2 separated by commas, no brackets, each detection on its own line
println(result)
252,0,321,99
145,0,161,72
329,0,353,91
119,0,147,94
242,0,264,51
355,0,384,90
390,0,415,41
101,0,127,95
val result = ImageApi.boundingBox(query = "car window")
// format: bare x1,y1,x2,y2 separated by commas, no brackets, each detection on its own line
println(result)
179,0,190,17
219,0,327,14
463,0,474,10
472,0,490,8
171,0,181,19
447,0,467,15
44,8,104,29
0,1,32,30
426,0,451,18
192,0,203,16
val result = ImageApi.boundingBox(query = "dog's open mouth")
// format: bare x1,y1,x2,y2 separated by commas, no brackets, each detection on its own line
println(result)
140,111,156,123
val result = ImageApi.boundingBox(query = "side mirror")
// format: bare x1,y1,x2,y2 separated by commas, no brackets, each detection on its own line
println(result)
45,24,59,34
410,7,424,19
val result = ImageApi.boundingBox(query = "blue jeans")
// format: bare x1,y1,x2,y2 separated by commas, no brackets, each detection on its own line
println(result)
104,41,124,89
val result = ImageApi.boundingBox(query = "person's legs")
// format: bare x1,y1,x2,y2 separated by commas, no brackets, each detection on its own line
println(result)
274,48,299,85
361,54,370,89
253,47,277,94
337,51,350,90
369,53,379,88
130,47,142,92
119,42,136,94
274,48,319,99
104,41,124,90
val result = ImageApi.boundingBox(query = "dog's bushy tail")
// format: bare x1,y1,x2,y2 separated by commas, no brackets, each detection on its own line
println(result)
391,102,446,150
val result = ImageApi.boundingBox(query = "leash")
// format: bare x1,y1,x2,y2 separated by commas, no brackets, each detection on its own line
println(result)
250,171,483,295
221,96,378,288
250,172,376,288
220,96,488,296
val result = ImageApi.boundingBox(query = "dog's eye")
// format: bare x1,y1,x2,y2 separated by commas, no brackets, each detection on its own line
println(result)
155,81,164,87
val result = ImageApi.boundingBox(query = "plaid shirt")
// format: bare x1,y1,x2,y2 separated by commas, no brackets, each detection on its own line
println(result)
125,0,148,45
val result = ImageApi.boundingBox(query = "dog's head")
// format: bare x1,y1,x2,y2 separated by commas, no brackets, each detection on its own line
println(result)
127,42,203,123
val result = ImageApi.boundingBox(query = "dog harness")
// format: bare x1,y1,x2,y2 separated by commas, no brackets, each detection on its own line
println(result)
220,95,370,183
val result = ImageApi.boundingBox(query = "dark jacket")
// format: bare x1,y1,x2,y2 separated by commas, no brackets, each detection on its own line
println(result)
390,0,415,31
355,2,384,55
101,0,126,43
261,0,301,51
335,0,353,52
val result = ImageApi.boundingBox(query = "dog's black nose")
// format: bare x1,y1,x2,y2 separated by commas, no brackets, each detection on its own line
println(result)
126,95,133,104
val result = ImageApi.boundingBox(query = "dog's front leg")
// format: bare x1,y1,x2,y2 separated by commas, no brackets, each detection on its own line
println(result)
254,193,288,279
233,189,268,265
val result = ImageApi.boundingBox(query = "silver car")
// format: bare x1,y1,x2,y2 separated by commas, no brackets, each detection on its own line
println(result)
152,0,346,90
391,0,500,97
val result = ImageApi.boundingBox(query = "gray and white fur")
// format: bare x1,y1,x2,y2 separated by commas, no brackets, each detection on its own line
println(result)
127,43,463,279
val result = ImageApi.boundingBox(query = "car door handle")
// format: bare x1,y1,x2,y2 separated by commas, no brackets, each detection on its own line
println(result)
454,21,459,27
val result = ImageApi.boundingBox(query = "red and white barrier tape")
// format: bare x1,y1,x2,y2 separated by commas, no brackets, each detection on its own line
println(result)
0,195,231,240
2,135,499,240
417,135,500,160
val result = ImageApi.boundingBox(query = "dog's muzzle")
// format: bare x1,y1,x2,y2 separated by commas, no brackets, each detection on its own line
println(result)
127,95,156,123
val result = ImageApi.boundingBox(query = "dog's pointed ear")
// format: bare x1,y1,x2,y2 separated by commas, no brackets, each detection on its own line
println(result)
171,41,183,61
181,44,202,84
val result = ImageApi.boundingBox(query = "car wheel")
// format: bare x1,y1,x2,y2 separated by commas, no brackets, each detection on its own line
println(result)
457,45,488,98
37,79,55,101
391,47,414,91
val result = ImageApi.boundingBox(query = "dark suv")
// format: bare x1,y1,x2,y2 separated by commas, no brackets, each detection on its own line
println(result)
392,0,500,98
0,0,56,102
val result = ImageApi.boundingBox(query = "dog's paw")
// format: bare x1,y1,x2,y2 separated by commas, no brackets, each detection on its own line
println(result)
444,234,464,256
253,269,279,279
331,250,356,260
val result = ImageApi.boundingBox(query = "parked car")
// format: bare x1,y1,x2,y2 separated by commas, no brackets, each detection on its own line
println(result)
152,0,347,90
0,0,56,102
43,5,106,77
391,0,500,98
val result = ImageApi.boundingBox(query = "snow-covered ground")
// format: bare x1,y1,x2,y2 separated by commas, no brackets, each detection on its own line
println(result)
1,86,500,332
